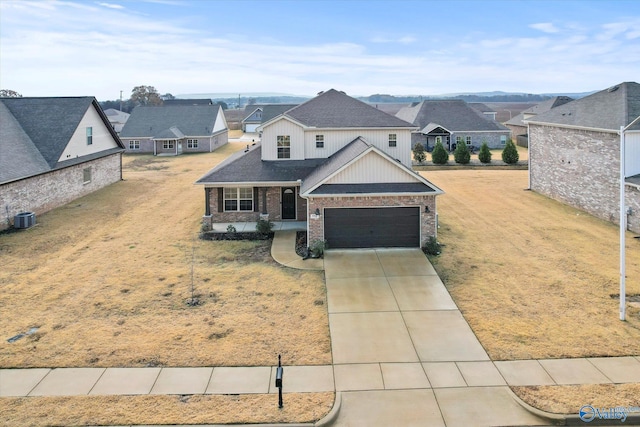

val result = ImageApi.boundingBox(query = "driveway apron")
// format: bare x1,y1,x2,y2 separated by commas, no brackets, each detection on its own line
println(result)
324,248,548,427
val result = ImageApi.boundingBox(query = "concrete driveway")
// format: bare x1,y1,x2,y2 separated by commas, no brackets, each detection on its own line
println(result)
324,248,549,427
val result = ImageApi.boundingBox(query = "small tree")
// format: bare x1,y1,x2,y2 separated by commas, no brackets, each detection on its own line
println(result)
478,142,492,163
413,142,426,164
431,140,449,165
454,141,471,164
0,89,22,97
501,139,519,164
130,85,163,107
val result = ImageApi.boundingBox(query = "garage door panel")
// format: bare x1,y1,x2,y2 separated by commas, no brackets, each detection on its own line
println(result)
324,207,419,248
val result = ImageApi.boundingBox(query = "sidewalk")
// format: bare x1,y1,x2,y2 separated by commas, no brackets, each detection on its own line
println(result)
1,231,639,426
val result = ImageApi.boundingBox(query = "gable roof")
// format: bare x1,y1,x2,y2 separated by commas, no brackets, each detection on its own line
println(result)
261,104,298,124
301,136,443,196
120,104,225,138
396,99,509,132
527,82,640,131
1,96,124,184
242,107,263,123
505,96,574,126
282,89,415,128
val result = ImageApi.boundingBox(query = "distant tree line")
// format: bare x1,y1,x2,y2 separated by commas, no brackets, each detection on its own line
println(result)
361,93,552,103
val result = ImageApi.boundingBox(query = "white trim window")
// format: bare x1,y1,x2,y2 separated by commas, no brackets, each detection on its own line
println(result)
83,167,92,184
129,140,140,150
277,135,291,159
187,139,198,148
456,136,464,145
163,140,175,149
388,134,397,147
316,134,324,148
224,187,253,211
86,127,93,145
466,136,472,146
500,135,507,145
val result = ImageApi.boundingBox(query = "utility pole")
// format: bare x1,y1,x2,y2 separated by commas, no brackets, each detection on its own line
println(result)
119,90,123,111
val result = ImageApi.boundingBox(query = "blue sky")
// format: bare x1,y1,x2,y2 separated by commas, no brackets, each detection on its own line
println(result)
1,0,639,100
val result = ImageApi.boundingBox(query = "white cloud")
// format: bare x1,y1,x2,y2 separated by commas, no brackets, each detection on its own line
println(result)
529,22,560,33
97,2,124,9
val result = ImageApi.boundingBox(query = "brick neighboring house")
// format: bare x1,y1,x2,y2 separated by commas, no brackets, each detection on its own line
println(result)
396,99,511,151
526,82,640,234
119,104,228,155
0,97,125,229
505,96,573,147
196,89,443,249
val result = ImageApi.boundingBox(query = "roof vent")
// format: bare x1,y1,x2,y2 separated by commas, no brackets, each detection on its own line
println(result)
607,85,619,93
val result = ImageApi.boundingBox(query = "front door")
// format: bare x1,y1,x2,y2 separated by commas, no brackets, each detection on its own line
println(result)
281,188,296,220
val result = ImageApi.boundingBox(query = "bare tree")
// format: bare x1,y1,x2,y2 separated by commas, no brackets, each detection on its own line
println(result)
0,89,22,97
130,85,163,106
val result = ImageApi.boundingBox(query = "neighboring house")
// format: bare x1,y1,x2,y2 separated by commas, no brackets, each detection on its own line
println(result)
0,97,125,230
241,107,263,132
241,104,299,135
119,104,228,155
469,102,497,121
396,100,511,151
163,98,213,106
196,89,443,249
103,108,130,134
505,96,573,147
526,82,640,234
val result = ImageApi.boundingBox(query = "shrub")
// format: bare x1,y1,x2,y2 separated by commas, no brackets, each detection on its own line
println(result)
255,218,273,236
226,224,237,233
454,142,470,164
413,142,426,164
431,140,449,165
422,236,441,256
478,142,492,163
309,240,328,258
501,139,519,164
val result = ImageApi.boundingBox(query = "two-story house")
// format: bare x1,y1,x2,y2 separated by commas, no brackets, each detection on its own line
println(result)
196,89,443,249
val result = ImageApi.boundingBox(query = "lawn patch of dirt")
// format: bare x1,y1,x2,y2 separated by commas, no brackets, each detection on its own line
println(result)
0,144,331,369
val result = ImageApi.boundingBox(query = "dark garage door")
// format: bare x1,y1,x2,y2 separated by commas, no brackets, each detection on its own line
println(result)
324,207,420,248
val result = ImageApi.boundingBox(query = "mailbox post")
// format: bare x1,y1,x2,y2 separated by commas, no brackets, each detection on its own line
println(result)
275,354,284,408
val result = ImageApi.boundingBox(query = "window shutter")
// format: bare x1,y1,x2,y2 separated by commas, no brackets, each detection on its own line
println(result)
253,188,259,212
217,188,223,213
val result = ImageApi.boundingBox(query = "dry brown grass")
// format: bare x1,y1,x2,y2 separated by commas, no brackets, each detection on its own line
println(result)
424,168,640,412
424,169,640,359
0,392,334,426
0,144,331,369
511,384,639,414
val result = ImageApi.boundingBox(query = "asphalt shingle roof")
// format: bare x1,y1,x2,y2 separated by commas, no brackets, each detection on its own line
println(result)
527,82,640,131
284,89,415,128
120,104,223,138
195,143,326,184
1,97,123,184
396,100,509,132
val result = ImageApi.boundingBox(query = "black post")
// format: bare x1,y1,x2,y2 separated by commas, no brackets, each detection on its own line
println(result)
275,354,283,408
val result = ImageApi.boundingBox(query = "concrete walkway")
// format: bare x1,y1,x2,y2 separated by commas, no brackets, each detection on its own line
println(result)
2,231,640,426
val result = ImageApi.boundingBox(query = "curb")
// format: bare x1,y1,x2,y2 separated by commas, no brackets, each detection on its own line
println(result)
315,391,341,427
507,387,640,426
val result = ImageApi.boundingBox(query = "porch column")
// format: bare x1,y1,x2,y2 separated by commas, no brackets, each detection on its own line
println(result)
261,188,268,214
205,188,211,216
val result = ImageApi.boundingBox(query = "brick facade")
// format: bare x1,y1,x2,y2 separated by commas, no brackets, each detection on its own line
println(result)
306,194,438,247
1,153,122,229
122,132,228,155
529,124,640,233
412,131,509,151
205,186,307,223
626,184,640,233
